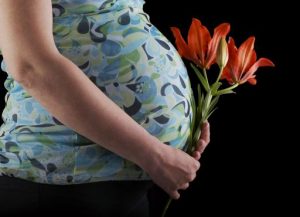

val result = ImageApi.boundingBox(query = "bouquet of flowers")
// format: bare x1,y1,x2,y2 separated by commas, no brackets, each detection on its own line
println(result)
161,18,275,217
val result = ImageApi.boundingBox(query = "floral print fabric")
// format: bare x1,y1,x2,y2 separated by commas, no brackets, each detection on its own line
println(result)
0,0,195,184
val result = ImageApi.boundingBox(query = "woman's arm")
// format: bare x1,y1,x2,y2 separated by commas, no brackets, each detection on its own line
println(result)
0,0,162,170
0,0,203,199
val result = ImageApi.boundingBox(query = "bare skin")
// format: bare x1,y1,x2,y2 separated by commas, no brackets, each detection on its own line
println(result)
193,122,210,161
0,0,210,200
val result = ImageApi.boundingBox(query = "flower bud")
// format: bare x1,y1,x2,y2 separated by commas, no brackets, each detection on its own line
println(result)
216,37,229,68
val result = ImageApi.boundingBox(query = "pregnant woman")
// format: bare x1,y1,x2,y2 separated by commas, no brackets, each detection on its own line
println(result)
0,0,210,216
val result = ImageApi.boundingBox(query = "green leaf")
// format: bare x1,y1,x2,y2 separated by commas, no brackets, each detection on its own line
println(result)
197,84,203,109
191,63,210,92
196,85,204,129
202,91,212,119
208,96,220,114
215,89,235,96
190,92,197,133
211,82,222,95
215,83,239,96
187,124,202,155
192,126,201,144
185,91,196,153
205,107,218,120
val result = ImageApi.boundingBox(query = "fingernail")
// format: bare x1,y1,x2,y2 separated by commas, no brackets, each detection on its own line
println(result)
205,121,209,127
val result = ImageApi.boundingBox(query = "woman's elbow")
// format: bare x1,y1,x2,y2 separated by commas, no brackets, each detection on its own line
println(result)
11,62,37,88
2,48,60,87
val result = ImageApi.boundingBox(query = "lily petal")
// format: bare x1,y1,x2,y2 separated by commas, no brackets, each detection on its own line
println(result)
247,77,257,85
238,50,257,80
237,36,255,76
206,23,230,69
242,57,275,82
188,18,211,68
226,37,239,82
170,27,195,61
221,67,234,84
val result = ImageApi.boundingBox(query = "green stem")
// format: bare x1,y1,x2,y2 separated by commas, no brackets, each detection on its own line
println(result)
187,126,202,155
161,120,203,217
161,198,172,217
161,67,212,217
203,68,210,89
215,66,224,84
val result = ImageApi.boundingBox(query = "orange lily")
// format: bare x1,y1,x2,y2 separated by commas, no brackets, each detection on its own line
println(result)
222,36,275,85
170,18,230,69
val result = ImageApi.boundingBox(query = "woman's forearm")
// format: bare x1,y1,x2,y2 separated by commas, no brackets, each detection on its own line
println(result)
15,53,163,169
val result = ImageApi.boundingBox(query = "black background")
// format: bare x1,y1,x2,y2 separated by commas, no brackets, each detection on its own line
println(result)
0,0,297,216
142,0,297,216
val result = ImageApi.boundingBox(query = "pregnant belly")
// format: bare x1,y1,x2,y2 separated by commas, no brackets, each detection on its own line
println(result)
52,7,194,149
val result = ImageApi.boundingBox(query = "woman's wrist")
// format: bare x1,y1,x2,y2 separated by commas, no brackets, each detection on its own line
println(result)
134,133,166,174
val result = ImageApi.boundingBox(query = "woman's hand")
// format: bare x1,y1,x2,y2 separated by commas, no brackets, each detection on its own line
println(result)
143,121,211,200
192,121,210,161
145,145,200,200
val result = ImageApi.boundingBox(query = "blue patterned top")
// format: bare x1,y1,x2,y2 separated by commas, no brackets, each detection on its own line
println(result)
0,0,195,184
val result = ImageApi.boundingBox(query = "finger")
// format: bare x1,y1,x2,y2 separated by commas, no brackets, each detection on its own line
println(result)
196,139,206,154
200,121,210,144
170,191,180,200
192,151,201,161
179,182,189,190
196,123,210,153
194,160,200,170
187,172,197,182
